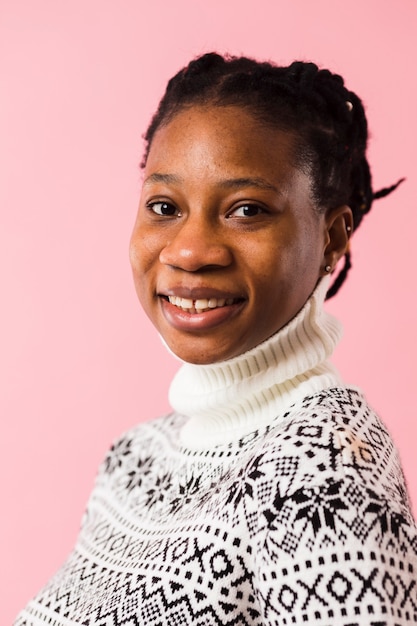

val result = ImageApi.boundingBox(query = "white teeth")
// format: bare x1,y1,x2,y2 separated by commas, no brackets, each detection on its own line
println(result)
168,296,193,308
194,299,208,310
167,296,234,311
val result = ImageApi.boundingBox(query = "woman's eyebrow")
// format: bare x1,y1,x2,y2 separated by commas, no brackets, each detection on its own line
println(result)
144,173,280,193
218,177,280,193
144,173,182,186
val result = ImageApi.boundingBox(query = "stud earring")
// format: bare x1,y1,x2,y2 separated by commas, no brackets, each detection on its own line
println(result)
325,265,332,273
346,225,352,232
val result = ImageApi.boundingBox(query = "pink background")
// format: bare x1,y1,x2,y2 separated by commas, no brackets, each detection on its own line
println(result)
1,0,416,622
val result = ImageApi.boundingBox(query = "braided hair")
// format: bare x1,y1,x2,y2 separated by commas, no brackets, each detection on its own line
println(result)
142,53,403,299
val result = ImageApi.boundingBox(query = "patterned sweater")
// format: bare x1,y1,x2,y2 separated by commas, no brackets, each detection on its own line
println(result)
16,279,417,625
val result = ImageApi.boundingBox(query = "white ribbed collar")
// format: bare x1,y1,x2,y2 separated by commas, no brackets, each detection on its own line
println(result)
168,277,343,448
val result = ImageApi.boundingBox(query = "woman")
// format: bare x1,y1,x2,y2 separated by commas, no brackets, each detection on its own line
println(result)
16,53,417,625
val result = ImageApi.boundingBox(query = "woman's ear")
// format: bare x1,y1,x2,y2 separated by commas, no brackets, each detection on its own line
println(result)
321,205,353,275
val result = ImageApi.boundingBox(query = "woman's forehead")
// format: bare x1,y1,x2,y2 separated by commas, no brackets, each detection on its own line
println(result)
146,105,299,172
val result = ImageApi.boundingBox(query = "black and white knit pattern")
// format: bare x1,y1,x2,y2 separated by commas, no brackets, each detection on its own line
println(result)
16,388,417,625
16,279,417,625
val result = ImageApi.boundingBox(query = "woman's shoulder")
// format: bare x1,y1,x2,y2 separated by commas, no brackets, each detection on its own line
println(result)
236,388,417,567
250,386,413,520
267,386,398,474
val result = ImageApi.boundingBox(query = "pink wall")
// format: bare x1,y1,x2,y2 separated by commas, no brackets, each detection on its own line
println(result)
1,0,416,622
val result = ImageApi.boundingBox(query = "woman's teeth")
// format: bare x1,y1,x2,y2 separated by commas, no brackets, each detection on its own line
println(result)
167,296,235,313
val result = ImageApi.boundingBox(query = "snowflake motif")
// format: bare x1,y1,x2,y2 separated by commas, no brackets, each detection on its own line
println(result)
365,488,408,539
225,454,266,511
103,437,133,474
169,474,202,513
291,480,349,535
146,471,174,509
125,455,155,492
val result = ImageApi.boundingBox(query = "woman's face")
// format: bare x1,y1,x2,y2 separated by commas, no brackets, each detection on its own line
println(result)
130,105,333,364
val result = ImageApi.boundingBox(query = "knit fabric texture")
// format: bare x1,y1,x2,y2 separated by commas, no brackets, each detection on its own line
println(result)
16,279,417,625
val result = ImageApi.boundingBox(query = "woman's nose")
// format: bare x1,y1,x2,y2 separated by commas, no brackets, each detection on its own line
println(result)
159,216,233,272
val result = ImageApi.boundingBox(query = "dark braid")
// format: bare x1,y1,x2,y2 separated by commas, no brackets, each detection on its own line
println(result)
142,52,403,298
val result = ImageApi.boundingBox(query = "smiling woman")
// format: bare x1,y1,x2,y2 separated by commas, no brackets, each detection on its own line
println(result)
16,53,416,626
130,106,349,364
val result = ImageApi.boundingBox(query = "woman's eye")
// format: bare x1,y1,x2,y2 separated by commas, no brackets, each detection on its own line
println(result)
229,204,265,218
147,202,180,216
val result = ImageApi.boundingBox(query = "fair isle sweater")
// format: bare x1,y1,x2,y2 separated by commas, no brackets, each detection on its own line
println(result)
16,278,417,626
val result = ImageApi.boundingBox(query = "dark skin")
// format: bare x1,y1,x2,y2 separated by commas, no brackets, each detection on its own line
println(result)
130,106,352,365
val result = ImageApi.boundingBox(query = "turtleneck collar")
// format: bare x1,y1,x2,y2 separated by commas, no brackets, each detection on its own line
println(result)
168,277,343,448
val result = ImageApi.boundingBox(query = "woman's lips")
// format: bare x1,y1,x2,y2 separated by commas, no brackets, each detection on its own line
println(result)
159,295,245,331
